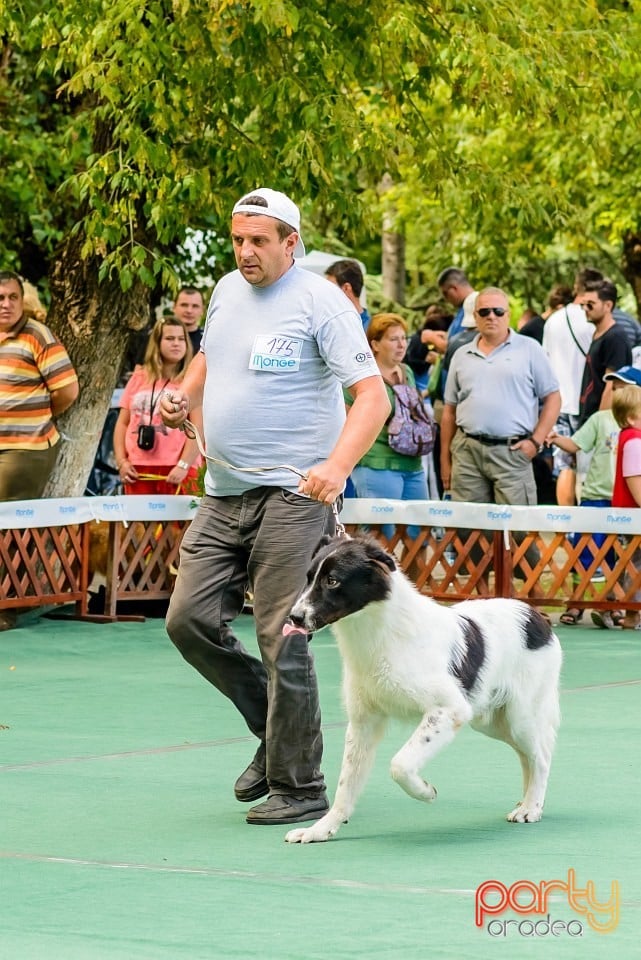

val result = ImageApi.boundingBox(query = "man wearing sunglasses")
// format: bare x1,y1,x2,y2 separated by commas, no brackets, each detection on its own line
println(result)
440,287,560,511
578,279,631,428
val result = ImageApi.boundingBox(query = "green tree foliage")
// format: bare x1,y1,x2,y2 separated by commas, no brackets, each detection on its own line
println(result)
2,0,634,287
388,2,641,309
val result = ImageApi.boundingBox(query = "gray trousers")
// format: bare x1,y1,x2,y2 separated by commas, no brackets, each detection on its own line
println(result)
166,488,335,797
450,432,537,505
450,433,540,569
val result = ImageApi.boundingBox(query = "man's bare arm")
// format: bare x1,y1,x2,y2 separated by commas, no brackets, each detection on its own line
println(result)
299,375,390,504
439,402,457,491
159,352,206,427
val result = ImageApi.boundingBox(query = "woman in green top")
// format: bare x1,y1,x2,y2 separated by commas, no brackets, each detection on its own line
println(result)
348,313,429,539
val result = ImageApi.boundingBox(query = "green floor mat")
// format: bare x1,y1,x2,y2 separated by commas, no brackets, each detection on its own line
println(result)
1,614,639,959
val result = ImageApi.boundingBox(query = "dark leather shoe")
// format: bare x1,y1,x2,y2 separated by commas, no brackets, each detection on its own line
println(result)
246,793,329,825
234,743,268,802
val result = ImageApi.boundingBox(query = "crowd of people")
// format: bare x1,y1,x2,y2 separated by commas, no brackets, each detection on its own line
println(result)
398,265,641,628
7,242,634,532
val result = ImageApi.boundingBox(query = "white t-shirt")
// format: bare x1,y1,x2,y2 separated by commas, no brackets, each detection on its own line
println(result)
201,265,379,495
542,303,593,415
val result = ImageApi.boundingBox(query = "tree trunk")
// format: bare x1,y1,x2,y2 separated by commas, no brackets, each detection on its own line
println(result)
43,233,151,497
382,225,406,305
379,173,406,305
622,230,641,318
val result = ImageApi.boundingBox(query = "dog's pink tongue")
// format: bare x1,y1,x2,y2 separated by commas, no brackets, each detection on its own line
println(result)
282,621,308,637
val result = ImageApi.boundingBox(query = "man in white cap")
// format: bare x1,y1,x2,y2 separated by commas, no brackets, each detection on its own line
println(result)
160,187,390,826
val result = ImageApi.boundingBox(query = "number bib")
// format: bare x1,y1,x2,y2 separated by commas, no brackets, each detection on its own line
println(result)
249,335,303,373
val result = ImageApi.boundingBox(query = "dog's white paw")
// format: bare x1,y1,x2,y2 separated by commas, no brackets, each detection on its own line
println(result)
285,822,337,844
507,802,542,823
420,781,438,802
390,765,438,802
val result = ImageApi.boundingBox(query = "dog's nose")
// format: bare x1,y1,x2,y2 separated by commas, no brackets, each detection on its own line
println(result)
289,612,305,627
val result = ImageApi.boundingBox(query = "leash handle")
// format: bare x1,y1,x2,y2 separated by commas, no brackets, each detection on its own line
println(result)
183,419,308,480
182,417,348,539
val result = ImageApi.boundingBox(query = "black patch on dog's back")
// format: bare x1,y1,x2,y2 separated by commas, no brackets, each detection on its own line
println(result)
525,608,554,649
451,616,486,691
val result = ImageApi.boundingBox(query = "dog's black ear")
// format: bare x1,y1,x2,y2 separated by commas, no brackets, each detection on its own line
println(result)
312,534,334,558
363,539,396,573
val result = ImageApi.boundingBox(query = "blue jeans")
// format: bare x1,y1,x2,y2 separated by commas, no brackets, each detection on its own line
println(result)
569,498,614,573
351,465,428,539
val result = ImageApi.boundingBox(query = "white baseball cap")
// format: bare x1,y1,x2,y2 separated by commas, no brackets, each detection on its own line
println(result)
232,188,306,259
461,291,479,327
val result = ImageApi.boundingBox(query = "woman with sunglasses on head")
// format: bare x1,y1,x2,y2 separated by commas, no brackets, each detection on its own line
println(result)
113,317,202,494
440,287,560,514
347,312,431,543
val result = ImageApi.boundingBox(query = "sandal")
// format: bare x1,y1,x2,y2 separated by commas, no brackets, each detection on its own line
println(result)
559,608,584,625
621,614,640,630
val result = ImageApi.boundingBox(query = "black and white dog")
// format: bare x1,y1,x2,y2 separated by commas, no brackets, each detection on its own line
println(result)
284,535,562,844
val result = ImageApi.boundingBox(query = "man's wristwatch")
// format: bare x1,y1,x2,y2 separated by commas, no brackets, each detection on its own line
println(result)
528,436,544,454
177,459,189,470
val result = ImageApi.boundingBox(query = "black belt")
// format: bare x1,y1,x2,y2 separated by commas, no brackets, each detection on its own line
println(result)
463,431,530,446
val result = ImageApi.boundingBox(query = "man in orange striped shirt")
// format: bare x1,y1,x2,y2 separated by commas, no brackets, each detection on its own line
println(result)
0,270,79,501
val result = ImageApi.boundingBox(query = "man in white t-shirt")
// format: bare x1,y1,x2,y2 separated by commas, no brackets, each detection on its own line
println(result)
542,269,596,504
160,188,390,826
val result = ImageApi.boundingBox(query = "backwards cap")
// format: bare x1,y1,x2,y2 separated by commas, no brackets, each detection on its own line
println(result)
232,188,305,259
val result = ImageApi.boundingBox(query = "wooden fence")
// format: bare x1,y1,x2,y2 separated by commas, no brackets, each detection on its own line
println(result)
3,497,641,621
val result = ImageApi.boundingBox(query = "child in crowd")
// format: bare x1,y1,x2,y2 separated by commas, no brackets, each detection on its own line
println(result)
548,366,641,625
608,383,641,629
548,393,620,626
114,317,202,495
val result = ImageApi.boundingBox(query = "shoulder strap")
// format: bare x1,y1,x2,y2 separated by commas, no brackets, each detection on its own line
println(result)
382,365,406,388
565,307,588,357
149,378,170,423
